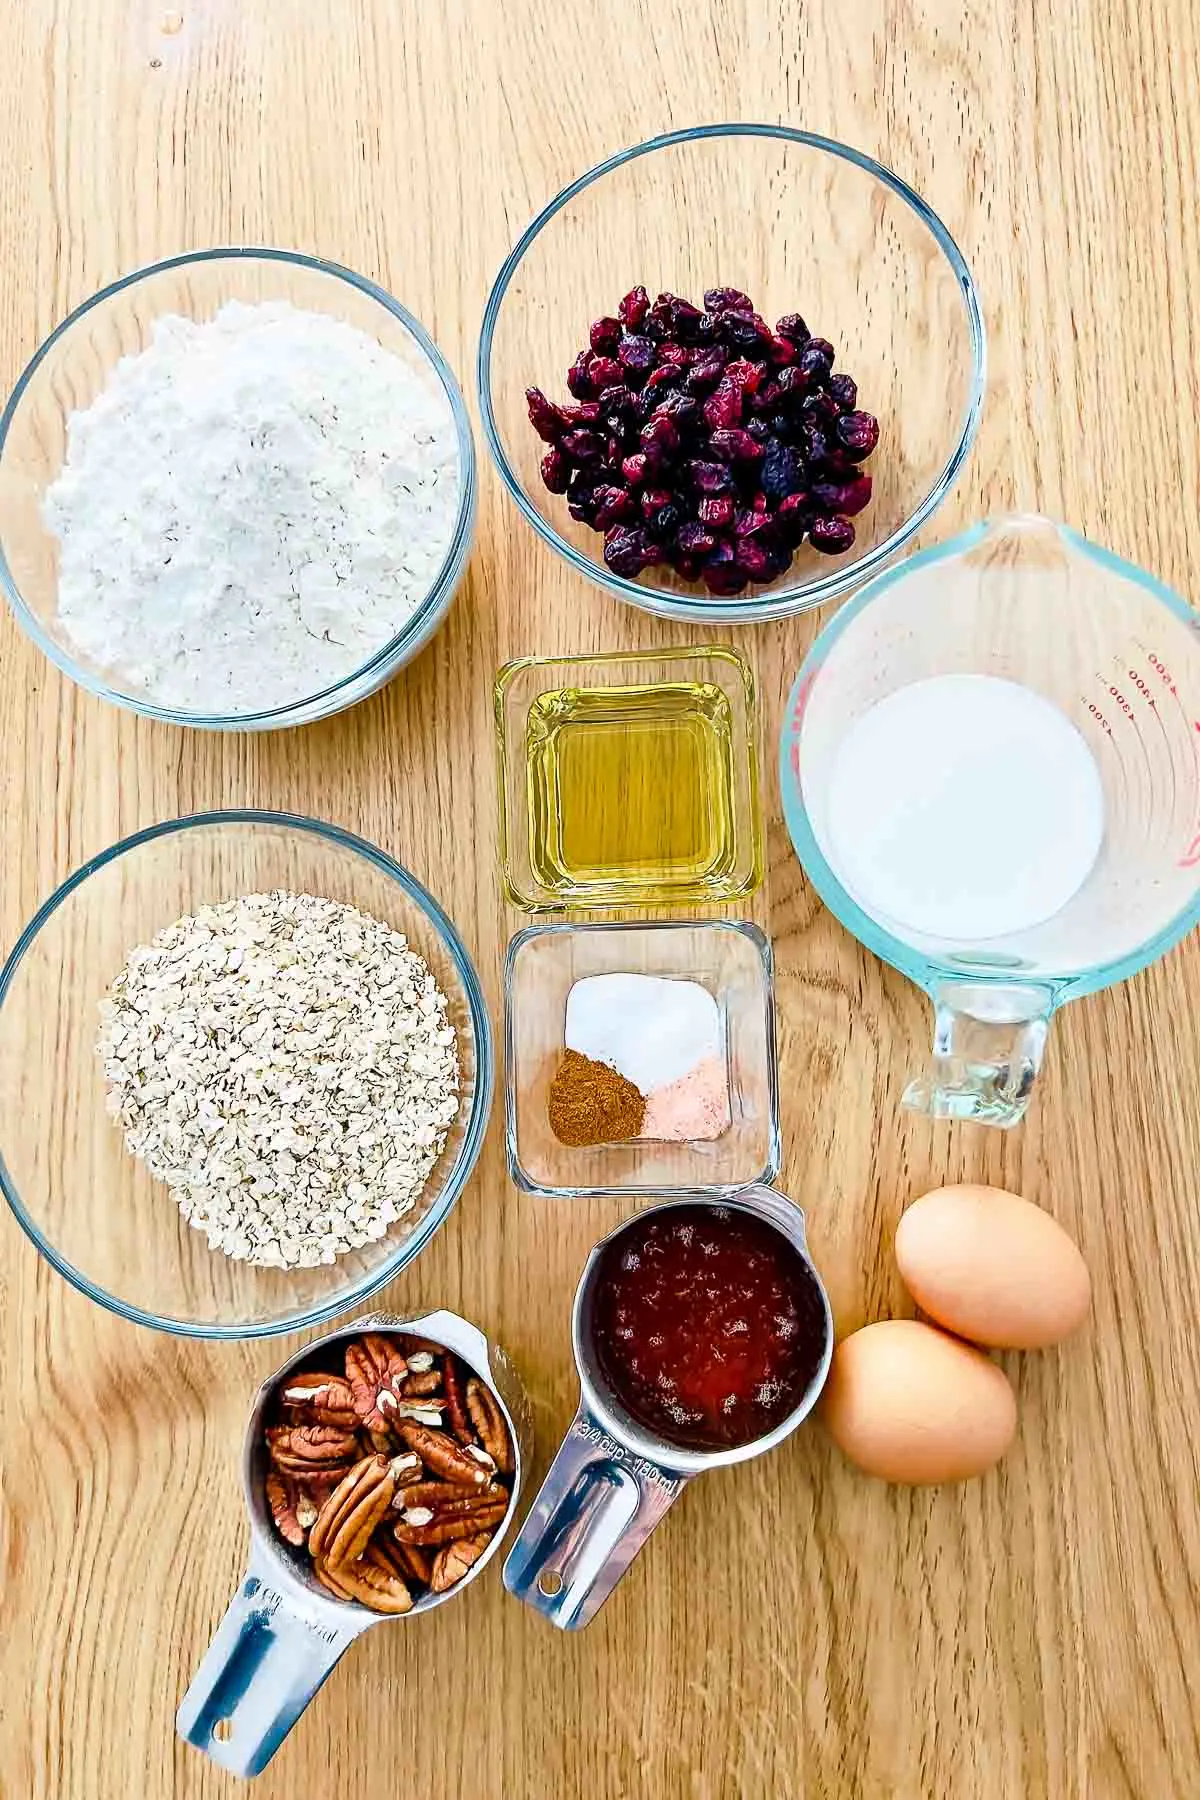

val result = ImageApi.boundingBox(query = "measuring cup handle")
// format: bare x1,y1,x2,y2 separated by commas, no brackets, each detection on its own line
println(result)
502,1406,688,1630
902,978,1055,1129
176,1541,371,1778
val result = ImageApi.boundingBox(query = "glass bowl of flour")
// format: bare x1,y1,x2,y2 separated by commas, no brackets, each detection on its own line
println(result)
0,249,476,729
0,811,494,1336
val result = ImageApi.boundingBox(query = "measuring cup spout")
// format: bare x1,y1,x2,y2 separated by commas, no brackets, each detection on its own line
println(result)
902,978,1054,1128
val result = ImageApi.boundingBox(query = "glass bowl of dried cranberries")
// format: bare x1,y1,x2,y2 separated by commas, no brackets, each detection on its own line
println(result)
478,125,985,622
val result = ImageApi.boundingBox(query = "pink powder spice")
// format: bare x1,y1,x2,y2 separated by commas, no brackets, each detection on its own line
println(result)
641,1055,731,1142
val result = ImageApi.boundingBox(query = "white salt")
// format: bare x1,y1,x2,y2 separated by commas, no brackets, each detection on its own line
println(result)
564,973,720,1092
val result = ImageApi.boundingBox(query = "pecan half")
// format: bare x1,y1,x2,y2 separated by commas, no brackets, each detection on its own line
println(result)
309,1455,396,1569
278,1370,358,1429
399,1369,443,1398
388,1536,433,1586
429,1531,493,1593
266,1472,306,1546
399,1422,494,1487
316,1553,413,1615
390,1479,485,1510
345,1334,408,1433
388,1452,424,1487
267,1423,359,1476
466,1378,514,1475
442,1354,473,1443
393,1497,509,1546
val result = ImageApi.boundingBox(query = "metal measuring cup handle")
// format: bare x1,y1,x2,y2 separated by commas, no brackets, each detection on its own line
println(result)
177,1309,528,1778
502,1406,689,1630
176,1541,370,1779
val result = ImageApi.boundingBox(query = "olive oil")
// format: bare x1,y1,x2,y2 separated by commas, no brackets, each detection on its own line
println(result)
526,679,738,902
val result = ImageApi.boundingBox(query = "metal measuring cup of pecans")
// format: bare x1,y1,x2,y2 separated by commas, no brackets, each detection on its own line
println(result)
177,1311,527,1779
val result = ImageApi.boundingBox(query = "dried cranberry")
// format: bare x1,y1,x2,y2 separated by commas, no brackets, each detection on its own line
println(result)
526,387,566,443
677,520,717,555
619,334,656,379
590,317,622,354
702,380,743,431
797,343,833,386
836,411,880,460
640,414,679,462
809,515,856,555
604,524,660,577
673,553,704,580
702,539,749,596
540,446,570,493
650,293,704,337
618,286,650,328
808,336,836,362
723,358,762,394
801,423,830,465
644,364,683,394
653,392,700,428
800,389,839,424
697,495,735,527
657,343,694,369
593,484,635,528
723,312,769,352
829,372,858,411
599,385,637,421
776,493,814,545
735,540,777,582
587,356,624,392
708,427,764,463
560,402,602,425
704,287,754,315
746,417,771,443
812,475,873,516
761,443,804,500
775,313,810,344
735,506,772,538
560,428,605,462
685,351,728,392
688,459,733,494
765,334,797,365
566,352,595,398
621,452,648,485
640,486,672,520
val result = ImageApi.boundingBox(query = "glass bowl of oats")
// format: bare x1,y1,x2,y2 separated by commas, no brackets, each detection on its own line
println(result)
0,812,494,1337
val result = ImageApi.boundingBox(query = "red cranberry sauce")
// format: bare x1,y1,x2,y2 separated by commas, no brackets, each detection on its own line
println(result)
590,1203,828,1452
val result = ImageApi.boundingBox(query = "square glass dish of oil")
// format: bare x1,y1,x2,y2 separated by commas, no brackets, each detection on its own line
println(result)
495,647,763,911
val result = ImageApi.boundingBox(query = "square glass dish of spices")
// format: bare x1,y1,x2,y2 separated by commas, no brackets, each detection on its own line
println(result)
504,921,780,1199
494,647,764,911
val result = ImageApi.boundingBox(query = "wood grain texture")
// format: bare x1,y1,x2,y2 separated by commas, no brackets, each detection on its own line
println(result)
2,2,1199,1795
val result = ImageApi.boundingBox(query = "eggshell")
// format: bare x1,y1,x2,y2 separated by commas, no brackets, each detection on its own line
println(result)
895,1184,1091,1350
821,1319,1017,1484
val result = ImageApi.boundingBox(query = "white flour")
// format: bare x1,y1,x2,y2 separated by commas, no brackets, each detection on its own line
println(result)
43,300,460,714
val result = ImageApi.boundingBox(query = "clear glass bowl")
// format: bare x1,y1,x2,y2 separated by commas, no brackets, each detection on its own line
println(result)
0,248,477,730
478,124,985,625
495,645,764,911
505,921,780,1198
0,812,494,1337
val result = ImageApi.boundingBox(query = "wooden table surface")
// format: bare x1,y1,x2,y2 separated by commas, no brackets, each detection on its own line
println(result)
3,3,1200,1796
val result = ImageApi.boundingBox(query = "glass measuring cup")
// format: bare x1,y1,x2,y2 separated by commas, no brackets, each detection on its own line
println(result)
780,514,1200,1126
503,1188,832,1630
176,1310,527,1778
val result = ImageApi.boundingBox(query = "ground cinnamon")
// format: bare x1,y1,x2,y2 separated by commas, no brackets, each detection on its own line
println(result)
547,1049,645,1146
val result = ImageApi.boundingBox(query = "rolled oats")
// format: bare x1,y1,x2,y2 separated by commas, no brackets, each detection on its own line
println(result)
97,890,461,1267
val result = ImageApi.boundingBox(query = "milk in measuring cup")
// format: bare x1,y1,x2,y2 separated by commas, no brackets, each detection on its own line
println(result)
823,673,1105,941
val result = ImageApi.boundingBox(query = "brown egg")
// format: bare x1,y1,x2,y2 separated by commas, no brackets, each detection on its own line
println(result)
895,1183,1091,1350
821,1319,1017,1484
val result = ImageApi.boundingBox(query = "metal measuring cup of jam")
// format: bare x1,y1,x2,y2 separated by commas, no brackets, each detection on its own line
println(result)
503,1187,832,1629
177,1309,528,1778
